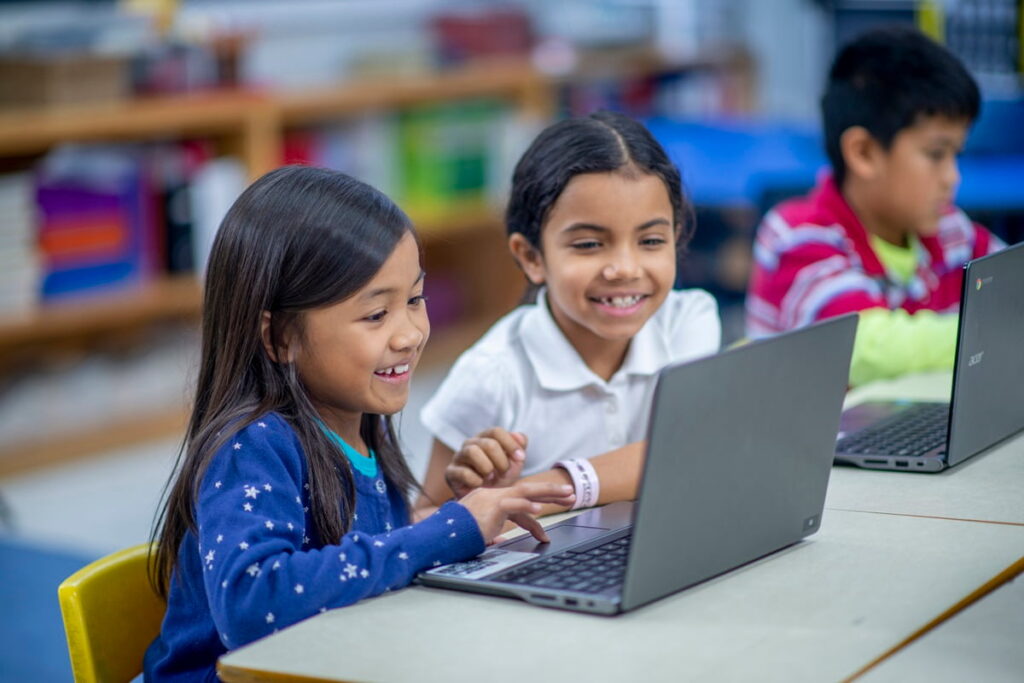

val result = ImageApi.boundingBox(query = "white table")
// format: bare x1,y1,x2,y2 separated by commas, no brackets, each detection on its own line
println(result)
218,372,1024,682
218,511,1024,683
828,372,1024,525
860,559,1024,683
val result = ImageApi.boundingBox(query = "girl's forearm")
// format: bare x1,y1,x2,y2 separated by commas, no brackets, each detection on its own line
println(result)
525,441,646,516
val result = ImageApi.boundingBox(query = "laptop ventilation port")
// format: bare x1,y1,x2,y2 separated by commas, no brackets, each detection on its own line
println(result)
864,459,887,465
565,598,578,606
532,594,556,602
895,460,909,467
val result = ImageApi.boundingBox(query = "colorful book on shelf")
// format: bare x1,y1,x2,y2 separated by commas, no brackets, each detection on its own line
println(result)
189,155,246,276
35,147,158,301
396,98,502,222
296,114,400,200
0,172,40,314
148,140,214,274
282,129,318,166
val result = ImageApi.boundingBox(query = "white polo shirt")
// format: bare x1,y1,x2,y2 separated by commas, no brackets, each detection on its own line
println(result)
420,288,721,476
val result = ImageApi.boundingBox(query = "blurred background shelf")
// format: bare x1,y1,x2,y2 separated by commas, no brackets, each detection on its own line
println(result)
0,406,189,477
0,59,549,179
4,0,1017,479
278,58,553,122
0,274,201,359
0,45,755,358
0,308,505,480
0,60,554,470
0,205,506,345
0,90,271,159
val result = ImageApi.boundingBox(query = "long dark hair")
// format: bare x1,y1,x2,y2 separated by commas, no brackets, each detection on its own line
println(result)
150,166,421,598
505,111,692,301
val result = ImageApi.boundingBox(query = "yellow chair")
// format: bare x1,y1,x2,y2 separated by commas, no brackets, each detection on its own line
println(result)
58,543,166,682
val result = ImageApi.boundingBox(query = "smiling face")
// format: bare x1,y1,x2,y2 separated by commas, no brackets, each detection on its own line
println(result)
290,231,429,439
512,170,677,367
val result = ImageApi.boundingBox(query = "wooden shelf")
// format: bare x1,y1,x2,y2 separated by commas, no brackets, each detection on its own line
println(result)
568,44,753,80
0,59,551,176
0,90,270,156
0,204,501,360
0,406,189,477
558,44,756,112
412,205,504,239
0,49,752,471
0,60,538,365
0,49,752,165
279,58,551,124
0,275,201,353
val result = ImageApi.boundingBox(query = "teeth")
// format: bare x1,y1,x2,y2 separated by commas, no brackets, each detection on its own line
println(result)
600,295,642,308
377,364,410,376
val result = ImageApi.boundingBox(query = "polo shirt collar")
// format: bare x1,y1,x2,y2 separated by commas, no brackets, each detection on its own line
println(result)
816,174,941,298
815,174,886,277
519,289,671,391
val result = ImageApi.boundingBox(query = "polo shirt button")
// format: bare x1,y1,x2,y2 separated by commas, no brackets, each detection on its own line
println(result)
375,480,386,494
606,400,617,414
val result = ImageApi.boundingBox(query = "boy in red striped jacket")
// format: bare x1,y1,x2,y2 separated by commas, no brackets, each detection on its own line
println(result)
745,27,1004,385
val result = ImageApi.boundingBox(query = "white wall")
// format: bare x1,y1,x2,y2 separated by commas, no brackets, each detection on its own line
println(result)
738,0,831,122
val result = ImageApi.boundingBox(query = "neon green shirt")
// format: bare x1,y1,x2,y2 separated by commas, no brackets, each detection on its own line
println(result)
849,235,958,386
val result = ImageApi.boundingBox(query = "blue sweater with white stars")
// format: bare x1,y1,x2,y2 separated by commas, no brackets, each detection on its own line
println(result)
144,413,484,682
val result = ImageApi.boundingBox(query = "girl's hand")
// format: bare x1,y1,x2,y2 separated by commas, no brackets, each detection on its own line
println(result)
445,428,528,497
458,481,575,544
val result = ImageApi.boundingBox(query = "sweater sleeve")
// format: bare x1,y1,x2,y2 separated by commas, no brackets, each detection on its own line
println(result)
196,415,484,649
849,308,958,386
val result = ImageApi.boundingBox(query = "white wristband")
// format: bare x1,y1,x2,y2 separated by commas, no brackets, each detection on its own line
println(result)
554,459,600,510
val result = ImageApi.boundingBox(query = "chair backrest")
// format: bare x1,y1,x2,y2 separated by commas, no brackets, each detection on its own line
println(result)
58,543,166,683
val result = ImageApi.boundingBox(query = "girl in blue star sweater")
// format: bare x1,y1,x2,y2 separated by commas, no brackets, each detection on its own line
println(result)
145,167,574,681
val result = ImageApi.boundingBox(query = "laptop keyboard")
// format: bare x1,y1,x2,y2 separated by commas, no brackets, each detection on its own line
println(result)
494,535,632,594
836,402,949,457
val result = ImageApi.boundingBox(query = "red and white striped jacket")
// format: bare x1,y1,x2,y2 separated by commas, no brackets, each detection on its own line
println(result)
745,175,1004,338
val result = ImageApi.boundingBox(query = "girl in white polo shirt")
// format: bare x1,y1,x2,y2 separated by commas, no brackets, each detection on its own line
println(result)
417,111,721,516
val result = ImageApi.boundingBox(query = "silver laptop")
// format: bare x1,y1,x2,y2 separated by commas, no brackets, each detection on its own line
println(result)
835,240,1024,472
418,315,857,615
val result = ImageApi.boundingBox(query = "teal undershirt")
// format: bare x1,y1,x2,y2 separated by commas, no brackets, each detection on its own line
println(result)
318,422,378,478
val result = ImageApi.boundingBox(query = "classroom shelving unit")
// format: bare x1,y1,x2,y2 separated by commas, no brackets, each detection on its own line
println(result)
0,48,753,474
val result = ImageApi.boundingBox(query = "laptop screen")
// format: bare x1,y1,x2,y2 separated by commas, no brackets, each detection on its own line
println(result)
947,241,1024,466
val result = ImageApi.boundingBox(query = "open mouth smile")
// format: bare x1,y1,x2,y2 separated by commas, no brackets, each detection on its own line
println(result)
374,363,412,383
589,293,650,316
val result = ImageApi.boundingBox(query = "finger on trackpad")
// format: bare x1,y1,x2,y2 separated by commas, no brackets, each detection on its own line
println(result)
499,524,610,554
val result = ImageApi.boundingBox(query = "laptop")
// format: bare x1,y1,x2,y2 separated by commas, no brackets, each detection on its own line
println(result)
835,240,1024,473
418,315,857,615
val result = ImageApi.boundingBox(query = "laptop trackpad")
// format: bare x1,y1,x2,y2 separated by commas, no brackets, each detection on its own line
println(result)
499,524,610,555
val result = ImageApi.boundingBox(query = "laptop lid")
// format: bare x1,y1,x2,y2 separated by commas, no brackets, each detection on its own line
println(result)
947,241,1024,467
621,315,857,611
